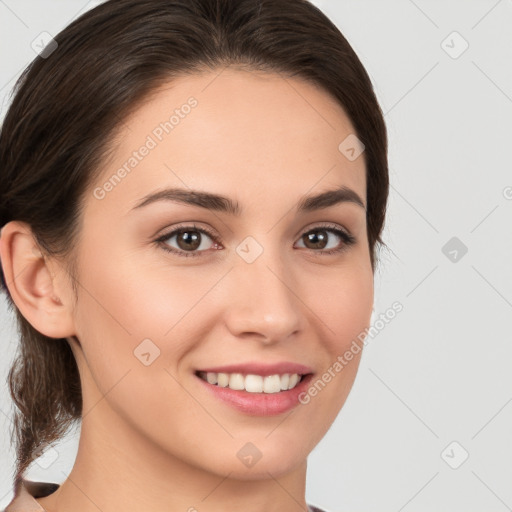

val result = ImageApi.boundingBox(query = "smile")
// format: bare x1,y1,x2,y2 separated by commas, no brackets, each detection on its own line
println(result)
194,362,314,415
197,371,303,393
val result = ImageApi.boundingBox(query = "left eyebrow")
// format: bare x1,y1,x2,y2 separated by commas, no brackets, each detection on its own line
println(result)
297,186,366,213
130,185,366,215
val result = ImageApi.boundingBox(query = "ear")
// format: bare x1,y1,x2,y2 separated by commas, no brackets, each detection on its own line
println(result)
0,220,76,339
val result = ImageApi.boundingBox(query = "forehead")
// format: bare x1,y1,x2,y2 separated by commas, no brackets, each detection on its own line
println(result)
88,68,366,217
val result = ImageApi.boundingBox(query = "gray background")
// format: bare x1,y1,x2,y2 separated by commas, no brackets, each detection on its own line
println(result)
1,1,511,511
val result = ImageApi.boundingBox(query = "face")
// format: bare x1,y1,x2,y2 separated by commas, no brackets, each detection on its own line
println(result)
64,68,373,479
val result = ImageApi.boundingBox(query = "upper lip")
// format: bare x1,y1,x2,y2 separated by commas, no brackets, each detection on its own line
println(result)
196,362,314,377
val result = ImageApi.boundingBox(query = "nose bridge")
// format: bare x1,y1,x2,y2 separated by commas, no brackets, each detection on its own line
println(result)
225,242,303,342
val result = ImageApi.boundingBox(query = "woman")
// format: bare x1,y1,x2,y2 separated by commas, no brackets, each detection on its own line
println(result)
0,0,389,511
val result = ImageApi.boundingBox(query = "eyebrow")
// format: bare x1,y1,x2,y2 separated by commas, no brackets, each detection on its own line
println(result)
131,185,366,215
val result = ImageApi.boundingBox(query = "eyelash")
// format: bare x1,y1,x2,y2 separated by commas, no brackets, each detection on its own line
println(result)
154,223,356,259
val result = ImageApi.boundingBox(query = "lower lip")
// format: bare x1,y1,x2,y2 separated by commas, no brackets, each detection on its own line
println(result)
195,373,314,416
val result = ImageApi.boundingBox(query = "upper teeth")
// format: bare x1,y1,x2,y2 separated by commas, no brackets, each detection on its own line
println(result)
199,372,302,393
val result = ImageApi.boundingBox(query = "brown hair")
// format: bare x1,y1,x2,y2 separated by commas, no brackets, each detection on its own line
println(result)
0,0,388,488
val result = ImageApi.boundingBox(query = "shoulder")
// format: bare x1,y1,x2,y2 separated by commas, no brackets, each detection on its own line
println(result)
2,479,59,512
308,505,329,512
2,483,327,512
18,480,60,498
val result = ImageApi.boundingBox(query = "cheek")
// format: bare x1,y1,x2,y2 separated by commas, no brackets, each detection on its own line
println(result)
72,250,231,417
310,261,374,352
72,255,203,433
75,250,209,355
298,261,373,412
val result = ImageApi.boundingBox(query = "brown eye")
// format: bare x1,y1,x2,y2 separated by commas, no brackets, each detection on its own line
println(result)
296,225,356,255
175,229,202,251
302,229,329,250
155,224,220,258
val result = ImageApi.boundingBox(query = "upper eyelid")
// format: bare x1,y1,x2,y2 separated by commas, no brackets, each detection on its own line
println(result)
156,223,217,241
156,222,354,245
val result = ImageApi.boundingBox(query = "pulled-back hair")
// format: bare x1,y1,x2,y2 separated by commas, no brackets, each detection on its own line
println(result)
0,0,388,489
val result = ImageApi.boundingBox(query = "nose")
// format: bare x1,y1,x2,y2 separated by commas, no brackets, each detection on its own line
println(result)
223,252,303,345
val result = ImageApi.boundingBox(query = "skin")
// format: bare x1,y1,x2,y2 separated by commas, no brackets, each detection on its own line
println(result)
0,67,373,512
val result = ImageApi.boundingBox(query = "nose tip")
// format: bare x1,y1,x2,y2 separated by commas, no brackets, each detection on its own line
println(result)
224,262,303,344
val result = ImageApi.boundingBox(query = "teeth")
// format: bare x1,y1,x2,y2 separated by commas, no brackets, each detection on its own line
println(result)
245,374,263,393
263,374,281,393
288,373,299,389
217,373,229,387
199,372,303,393
229,373,245,390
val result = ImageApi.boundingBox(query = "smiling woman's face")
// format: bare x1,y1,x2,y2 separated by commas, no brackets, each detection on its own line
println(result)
66,67,374,479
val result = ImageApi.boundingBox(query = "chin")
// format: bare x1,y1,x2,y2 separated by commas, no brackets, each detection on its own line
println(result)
215,452,308,481
202,434,314,480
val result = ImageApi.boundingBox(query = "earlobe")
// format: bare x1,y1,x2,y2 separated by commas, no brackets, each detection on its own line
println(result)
0,220,75,339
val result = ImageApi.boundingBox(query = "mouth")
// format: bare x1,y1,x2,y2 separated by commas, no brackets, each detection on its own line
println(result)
196,371,305,393
194,364,315,416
